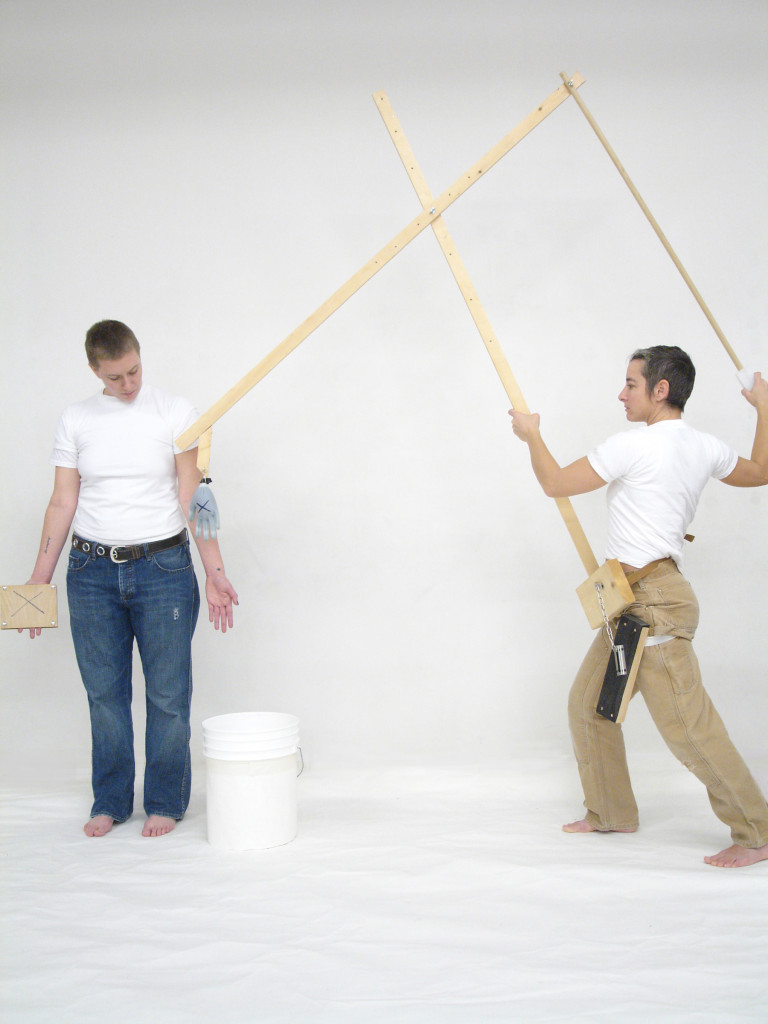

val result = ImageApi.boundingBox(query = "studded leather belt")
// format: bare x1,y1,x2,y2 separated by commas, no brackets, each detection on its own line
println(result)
71,529,187,564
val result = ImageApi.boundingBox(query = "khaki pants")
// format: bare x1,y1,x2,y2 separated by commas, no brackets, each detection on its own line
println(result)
569,560,768,846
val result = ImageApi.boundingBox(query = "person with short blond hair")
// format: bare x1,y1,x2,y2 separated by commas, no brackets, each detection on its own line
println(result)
24,320,238,839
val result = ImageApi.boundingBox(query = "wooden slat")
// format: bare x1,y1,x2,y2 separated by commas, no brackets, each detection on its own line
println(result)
560,72,742,371
195,428,212,476
176,74,586,451
374,90,599,576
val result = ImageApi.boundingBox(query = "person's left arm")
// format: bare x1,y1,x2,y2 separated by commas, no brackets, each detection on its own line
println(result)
721,372,768,488
175,449,239,631
508,409,606,498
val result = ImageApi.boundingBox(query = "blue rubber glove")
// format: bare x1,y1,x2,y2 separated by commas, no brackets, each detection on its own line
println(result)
189,480,220,541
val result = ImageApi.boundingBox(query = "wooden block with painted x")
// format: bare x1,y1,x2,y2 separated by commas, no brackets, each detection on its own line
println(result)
1,584,58,630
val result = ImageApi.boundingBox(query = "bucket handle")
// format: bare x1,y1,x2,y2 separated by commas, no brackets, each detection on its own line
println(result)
296,747,304,777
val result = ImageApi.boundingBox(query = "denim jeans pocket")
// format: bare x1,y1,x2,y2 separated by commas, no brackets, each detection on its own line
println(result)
151,542,193,573
67,549,91,572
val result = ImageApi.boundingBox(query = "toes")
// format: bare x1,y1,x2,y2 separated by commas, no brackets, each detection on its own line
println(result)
142,816,176,837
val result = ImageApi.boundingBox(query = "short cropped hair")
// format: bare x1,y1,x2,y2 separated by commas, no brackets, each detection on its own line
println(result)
85,320,141,367
630,345,695,411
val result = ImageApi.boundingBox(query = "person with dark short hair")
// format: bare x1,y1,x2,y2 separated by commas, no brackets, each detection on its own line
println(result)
23,320,238,839
509,345,768,868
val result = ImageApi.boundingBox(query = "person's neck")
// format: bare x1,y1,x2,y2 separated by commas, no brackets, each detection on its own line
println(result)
646,406,682,426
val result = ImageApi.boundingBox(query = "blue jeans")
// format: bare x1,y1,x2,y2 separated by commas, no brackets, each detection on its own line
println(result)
67,537,200,822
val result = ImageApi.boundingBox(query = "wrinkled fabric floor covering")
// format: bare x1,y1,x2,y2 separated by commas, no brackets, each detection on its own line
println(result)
3,752,767,1024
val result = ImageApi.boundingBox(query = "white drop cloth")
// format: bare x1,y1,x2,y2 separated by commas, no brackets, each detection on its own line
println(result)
2,752,766,1023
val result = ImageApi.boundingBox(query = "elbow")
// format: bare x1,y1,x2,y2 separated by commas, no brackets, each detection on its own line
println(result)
539,472,567,498
723,461,768,488
745,459,768,487
542,483,569,499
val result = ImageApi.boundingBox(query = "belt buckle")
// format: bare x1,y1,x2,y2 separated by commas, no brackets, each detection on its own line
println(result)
109,546,129,564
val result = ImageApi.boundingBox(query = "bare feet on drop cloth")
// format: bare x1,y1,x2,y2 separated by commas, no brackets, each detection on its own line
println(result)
562,818,637,834
142,815,176,838
84,815,114,837
704,842,768,868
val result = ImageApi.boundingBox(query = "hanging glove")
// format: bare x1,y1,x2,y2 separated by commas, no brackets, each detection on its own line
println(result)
189,478,220,541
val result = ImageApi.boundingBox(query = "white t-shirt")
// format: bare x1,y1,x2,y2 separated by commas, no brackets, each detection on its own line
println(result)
587,419,737,569
51,383,199,545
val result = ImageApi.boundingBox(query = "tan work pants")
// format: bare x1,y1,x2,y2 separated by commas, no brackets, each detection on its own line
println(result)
568,560,768,847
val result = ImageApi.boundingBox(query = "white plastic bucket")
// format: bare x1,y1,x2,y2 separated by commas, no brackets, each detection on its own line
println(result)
202,712,301,851
204,716,298,731
202,712,299,747
203,737,299,760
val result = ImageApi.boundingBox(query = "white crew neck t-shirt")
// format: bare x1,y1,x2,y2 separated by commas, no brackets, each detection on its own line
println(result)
588,419,737,570
51,383,199,546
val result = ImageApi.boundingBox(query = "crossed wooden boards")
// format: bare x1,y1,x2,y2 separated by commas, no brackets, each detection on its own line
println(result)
175,70,746,629
8,72,740,630
176,72,608,606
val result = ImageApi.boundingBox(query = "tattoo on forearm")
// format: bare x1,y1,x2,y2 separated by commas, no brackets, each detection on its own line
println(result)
44,537,51,553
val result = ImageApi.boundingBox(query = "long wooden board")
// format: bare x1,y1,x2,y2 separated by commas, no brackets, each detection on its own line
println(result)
176,74,585,451
373,91,598,576
560,72,743,371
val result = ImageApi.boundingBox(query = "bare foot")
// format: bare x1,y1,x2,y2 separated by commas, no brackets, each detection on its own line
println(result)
704,842,768,868
562,818,637,834
142,815,176,838
84,814,114,837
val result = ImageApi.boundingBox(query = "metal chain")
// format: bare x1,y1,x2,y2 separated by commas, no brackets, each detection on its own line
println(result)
595,583,615,645
596,582,627,676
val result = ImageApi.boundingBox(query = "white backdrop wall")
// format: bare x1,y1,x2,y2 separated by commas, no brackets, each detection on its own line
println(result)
2,0,766,788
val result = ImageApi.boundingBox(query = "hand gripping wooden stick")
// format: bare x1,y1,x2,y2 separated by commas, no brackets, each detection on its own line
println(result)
175,74,586,452
560,72,744,372
374,90,598,576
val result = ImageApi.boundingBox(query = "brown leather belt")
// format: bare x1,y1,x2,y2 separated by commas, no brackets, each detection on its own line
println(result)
72,529,187,564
